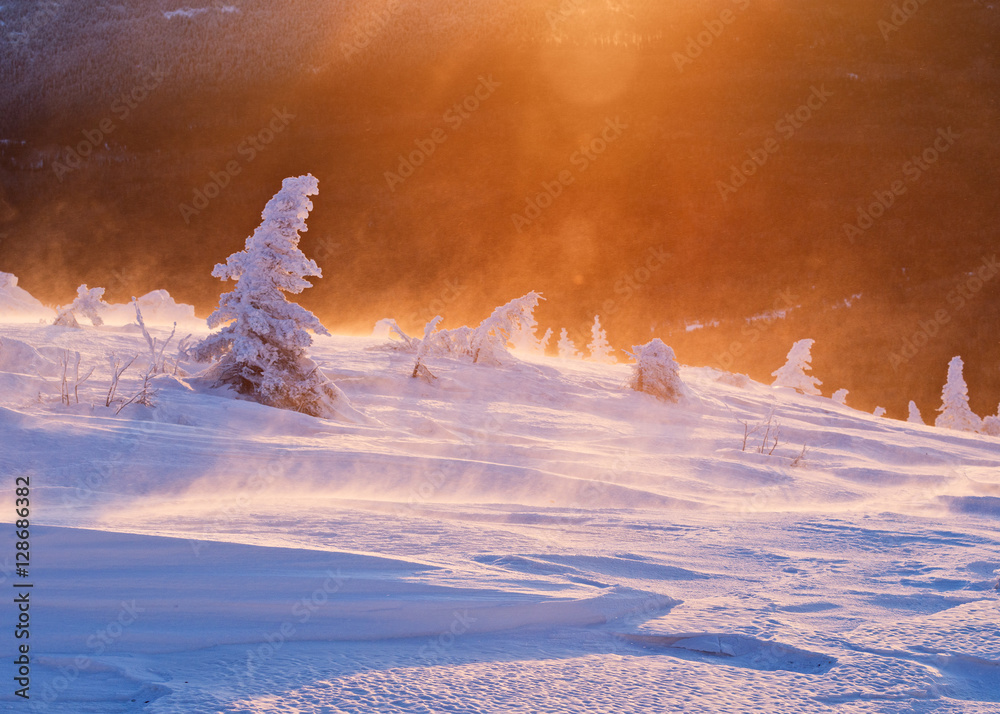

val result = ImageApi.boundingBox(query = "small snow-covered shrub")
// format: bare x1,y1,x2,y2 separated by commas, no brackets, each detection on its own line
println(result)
873,406,886,418
470,292,545,365
715,372,750,389
625,338,685,402
907,401,924,425
772,339,822,395
54,285,108,327
978,403,1000,437
58,350,94,405
193,174,349,418
374,293,545,371
105,352,137,407
133,299,176,374
832,389,848,405
935,356,981,433
412,316,443,381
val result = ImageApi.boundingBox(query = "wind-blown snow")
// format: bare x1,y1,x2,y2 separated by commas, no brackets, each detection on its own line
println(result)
1,314,998,712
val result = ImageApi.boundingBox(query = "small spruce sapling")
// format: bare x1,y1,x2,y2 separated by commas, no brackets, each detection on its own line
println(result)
193,174,348,417
557,328,581,359
935,356,982,433
587,315,615,364
771,339,822,395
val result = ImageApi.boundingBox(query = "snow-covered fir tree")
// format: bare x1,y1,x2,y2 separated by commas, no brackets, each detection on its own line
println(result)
907,401,924,425
587,315,615,364
935,356,981,433
557,328,580,359
193,174,348,418
626,338,685,402
771,339,821,395
832,389,848,405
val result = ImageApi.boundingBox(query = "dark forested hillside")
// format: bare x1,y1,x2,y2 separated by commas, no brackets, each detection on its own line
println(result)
1,0,999,417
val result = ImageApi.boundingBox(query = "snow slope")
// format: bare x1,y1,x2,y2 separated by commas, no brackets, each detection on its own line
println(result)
1,318,998,713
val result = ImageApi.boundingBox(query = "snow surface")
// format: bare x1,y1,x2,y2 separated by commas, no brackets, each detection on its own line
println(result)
1,316,999,713
0,273,55,323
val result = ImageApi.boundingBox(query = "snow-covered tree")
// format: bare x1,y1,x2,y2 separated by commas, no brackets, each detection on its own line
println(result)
412,316,443,381
626,338,686,402
193,174,347,418
832,389,848,405
873,406,886,418
54,284,108,327
557,328,581,359
771,339,821,395
907,401,924,425
470,292,544,365
935,356,981,433
982,408,1000,437
53,305,80,327
587,315,615,363
510,309,551,356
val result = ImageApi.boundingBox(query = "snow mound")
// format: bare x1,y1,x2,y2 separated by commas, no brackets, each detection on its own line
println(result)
101,290,204,328
0,272,56,323
0,336,61,377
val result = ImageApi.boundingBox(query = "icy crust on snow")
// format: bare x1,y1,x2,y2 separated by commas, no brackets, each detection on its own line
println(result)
0,272,56,322
1,324,999,712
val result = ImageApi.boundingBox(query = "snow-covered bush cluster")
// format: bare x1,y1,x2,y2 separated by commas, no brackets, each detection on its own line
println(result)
379,292,546,370
625,338,686,402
